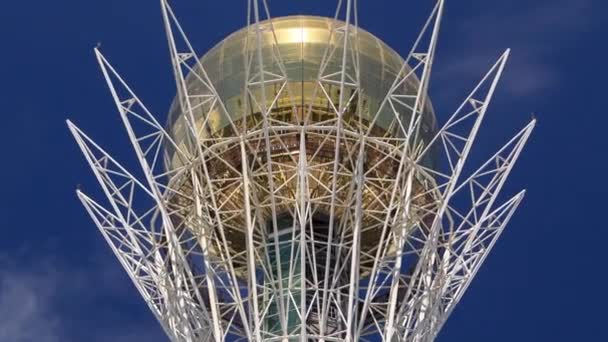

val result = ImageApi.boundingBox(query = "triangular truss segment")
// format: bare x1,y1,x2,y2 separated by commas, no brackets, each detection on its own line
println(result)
69,1,535,341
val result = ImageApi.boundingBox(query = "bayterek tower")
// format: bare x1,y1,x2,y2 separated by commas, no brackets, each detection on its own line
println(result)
69,0,535,340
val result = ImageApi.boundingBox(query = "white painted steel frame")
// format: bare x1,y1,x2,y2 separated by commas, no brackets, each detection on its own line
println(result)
69,0,535,341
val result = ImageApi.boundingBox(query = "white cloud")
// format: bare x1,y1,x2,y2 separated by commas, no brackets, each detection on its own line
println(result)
433,0,596,100
0,261,62,342
0,253,167,342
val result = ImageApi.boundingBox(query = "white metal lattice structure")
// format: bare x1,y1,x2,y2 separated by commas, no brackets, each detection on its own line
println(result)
69,0,535,341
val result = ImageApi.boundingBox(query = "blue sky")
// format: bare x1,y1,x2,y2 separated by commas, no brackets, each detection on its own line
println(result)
0,0,606,341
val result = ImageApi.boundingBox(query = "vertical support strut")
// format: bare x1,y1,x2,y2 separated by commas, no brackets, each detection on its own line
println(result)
69,1,535,340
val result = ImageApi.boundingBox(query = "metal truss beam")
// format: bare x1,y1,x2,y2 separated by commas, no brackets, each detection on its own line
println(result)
69,0,535,341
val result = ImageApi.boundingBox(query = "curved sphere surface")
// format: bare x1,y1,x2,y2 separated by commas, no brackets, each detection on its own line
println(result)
165,15,438,278
167,15,437,165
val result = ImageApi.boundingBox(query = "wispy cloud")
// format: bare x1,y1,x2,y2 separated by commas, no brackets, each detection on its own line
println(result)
0,257,62,342
0,251,166,342
433,0,596,99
